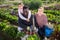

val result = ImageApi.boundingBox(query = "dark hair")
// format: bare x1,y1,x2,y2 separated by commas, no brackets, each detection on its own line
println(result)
23,6,29,10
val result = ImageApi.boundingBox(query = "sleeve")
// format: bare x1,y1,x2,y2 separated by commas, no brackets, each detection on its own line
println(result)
28,11,31,19
18,9,27,20
43,14,48,25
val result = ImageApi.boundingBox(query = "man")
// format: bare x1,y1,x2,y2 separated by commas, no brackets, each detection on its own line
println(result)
18,5,33,32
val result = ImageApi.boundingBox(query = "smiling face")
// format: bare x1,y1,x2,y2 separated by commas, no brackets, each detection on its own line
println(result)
18,3,24,9
38,7,44,13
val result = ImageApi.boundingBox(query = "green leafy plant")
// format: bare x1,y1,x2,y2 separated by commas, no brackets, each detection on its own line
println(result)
3,26,18,39
27,34,40,40
23,0,42,10
0,9,18,24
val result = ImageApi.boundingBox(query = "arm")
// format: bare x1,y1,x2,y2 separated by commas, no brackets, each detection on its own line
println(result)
18,9,27,20
43,14,48,25
28,11,31,19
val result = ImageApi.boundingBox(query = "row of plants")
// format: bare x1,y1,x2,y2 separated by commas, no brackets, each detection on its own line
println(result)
0,9,18,24
0,20,26,40
44,10,60,16
44,10,60,23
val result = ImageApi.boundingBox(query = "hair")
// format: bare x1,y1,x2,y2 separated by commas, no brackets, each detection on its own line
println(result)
39,6,44,9
18,3,24,5
23,6,29,10
18,3,21,5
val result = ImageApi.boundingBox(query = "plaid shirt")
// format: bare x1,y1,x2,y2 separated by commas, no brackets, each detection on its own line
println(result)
35,13,48,27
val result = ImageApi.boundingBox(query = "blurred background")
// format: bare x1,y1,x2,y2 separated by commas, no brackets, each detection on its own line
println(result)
0,0,60,40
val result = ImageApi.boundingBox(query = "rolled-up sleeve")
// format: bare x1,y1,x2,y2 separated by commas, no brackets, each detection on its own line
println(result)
18,9,27,20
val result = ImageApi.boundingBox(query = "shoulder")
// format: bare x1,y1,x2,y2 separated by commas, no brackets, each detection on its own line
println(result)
42,13,46,16
29,10,31,13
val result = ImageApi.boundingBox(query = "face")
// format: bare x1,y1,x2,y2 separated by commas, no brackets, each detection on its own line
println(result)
18,3,24,9
38,7,44,13
23,8,29,14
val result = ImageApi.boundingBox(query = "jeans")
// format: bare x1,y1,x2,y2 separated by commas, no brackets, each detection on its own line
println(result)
38,26,45,40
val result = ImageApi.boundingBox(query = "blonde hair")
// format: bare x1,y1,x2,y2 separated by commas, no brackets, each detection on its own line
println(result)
39,7,44,10
37,6,44,14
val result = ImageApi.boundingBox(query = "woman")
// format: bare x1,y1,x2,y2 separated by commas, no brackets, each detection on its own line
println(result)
18,3,33,33
18,3,31,22
35,7,48,40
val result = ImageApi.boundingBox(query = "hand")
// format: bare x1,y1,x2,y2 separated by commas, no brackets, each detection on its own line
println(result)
26,19,30,22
